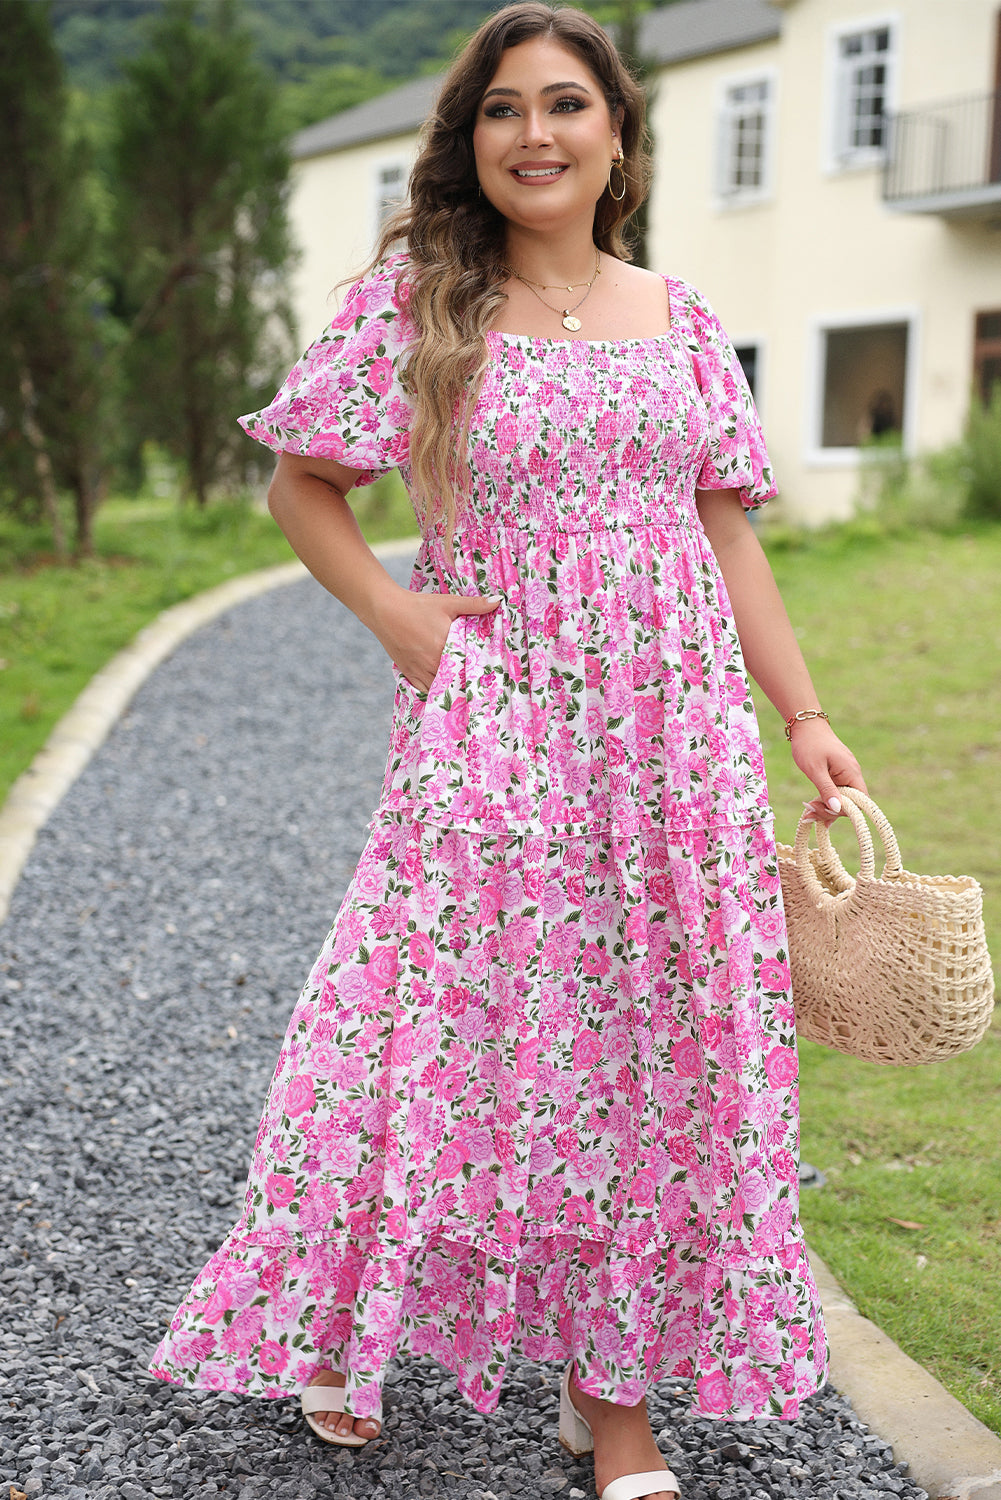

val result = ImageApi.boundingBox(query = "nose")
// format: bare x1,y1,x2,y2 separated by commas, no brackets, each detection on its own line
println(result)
518,108,555,150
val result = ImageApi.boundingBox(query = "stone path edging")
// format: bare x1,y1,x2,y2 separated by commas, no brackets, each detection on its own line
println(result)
2,541,998,1497
809,1250,1001,1499
0,538,421,925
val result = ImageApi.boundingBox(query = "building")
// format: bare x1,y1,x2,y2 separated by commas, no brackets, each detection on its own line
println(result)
286,0,1001,524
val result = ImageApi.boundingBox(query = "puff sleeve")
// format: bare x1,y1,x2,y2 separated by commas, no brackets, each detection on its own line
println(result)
237,253,413,486
676,280,777,511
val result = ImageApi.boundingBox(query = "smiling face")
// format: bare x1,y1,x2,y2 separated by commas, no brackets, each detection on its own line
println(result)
472,36,621,236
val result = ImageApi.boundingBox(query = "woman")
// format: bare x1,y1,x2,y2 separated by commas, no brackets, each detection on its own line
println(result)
151,7,866,1499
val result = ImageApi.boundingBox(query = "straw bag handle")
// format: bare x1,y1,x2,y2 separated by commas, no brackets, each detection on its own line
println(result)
793,786,904,903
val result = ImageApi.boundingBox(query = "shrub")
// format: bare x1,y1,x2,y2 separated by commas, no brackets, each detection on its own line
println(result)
854,431,964,533
852,389,1001,531
962,382,1001,521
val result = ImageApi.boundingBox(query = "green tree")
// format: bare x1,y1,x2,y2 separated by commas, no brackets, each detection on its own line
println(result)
610,0,660,269
0,0,115,556
576,0,678,269
279,38,391,133
111,0,294,507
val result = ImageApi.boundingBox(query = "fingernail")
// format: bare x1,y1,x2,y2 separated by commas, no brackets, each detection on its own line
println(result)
827,797,842,813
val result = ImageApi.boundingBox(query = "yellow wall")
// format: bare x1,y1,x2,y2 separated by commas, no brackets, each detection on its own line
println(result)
288,132,418,347
648,0,1001,522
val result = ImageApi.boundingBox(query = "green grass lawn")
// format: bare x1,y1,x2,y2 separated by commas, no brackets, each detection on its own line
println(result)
0,478,417,801
756,520,1001,1436
1,495,999,1432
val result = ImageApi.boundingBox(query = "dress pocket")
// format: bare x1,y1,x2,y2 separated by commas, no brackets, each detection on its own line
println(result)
397,614,468,707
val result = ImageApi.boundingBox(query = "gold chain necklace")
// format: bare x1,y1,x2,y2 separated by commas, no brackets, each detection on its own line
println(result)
511,265,598,291
504,249,601,333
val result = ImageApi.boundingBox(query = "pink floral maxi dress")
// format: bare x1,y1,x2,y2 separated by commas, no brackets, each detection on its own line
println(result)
151,253,828,1424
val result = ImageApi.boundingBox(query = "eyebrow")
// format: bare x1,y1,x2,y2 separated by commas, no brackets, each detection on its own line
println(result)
482,81,593,101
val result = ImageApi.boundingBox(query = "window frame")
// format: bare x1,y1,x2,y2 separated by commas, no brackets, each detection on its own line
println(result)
823,12,900,174
369,154,410,246
804,305,920,466
714,67,778,208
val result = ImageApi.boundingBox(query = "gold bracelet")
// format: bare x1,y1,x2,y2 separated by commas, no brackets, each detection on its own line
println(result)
784,709,830,740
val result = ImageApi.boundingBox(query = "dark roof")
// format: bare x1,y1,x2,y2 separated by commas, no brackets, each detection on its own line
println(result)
293,0,782,160
293,74,442,160
642,0,780,66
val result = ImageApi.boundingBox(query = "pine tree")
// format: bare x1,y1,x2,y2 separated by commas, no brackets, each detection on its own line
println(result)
551,0,676,269
111,0,294,507
0,0,112,556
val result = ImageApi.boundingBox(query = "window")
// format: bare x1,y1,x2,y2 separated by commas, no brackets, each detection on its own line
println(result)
818,321,909,449
831,21,896,167
717,76,774,200
733,343,761,403
974,311,1001,404
373,160,407,234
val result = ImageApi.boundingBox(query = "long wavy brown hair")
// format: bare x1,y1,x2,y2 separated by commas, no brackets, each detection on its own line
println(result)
361,2,652,546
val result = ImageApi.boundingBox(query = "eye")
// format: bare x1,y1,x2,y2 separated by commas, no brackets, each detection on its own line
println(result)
552,95,587,112
483,103,517,118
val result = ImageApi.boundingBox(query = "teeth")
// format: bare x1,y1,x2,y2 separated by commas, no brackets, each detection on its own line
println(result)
515,167,565,178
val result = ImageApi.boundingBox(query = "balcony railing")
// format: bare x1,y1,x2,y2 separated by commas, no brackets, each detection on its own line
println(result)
883,89,1001,216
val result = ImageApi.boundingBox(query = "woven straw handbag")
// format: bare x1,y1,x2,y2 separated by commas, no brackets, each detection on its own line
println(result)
776,787,995,1065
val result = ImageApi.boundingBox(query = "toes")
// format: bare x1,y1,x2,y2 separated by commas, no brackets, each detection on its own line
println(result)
307,1384,380,1441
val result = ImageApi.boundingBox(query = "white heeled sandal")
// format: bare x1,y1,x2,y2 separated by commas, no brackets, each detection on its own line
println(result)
301,1375,381,1447
558,1364,681,1500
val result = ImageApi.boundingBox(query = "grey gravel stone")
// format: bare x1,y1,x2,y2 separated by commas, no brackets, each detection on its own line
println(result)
1,564,930,1500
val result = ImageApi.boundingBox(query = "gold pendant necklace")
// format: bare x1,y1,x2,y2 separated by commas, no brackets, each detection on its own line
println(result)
505,249,601,332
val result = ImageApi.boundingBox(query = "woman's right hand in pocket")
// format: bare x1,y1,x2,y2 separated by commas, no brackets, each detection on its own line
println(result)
371,585,502,695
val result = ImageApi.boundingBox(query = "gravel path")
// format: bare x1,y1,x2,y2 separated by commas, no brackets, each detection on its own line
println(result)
1,558,926,1500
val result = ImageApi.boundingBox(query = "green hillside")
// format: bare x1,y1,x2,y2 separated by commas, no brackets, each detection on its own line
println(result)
51,0,684,127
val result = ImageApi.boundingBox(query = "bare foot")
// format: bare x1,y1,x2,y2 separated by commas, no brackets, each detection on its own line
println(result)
568,1367,678,1500
306,1369,382,1441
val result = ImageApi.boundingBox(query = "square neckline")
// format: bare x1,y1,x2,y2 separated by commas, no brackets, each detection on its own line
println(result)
484,273,684,349
485,328,682,349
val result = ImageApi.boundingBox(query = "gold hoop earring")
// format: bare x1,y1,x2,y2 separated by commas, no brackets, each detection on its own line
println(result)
607,150,627,203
